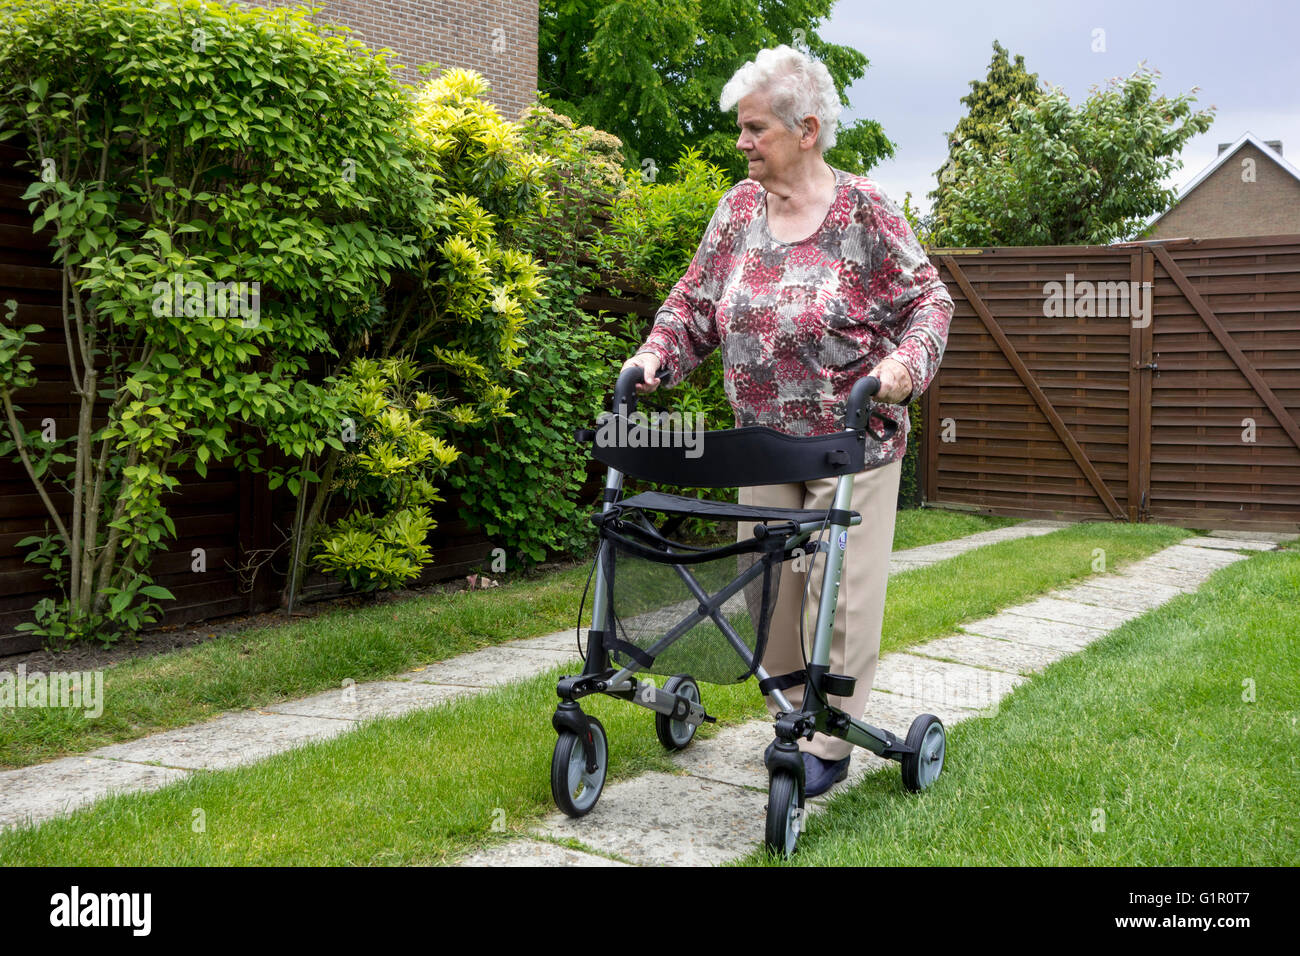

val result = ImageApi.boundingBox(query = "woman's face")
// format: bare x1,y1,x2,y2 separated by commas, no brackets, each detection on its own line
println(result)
735,90,806,184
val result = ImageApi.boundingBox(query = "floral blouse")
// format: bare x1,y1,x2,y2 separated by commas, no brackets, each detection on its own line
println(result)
635,166,953,466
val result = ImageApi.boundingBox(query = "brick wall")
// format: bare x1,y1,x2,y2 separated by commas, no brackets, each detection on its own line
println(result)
251,0,539,120
1148,142,1300,239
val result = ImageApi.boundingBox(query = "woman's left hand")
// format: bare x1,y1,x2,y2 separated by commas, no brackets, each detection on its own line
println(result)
867,357,914,404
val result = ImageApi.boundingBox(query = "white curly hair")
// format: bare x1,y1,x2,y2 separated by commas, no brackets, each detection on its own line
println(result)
719,45,841,152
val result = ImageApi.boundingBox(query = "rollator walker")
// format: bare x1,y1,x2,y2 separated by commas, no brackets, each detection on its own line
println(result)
550,366,946,856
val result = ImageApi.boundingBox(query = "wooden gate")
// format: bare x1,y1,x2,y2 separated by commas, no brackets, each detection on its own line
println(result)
924,236,1300,531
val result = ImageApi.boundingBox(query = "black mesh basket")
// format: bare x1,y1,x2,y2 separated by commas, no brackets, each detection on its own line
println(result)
596,508,794,685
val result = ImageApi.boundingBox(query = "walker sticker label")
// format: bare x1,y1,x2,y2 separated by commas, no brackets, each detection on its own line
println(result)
837,530,847,550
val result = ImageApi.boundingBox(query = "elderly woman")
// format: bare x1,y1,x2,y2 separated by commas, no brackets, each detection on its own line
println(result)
621,45,953,796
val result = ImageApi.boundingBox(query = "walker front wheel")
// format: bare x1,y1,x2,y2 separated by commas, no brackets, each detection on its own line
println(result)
900,713,945,792
764,770,805,857
551,716,608,817
655,674,701,750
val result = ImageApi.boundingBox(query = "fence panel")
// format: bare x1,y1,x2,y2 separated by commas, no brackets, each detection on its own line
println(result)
925,236,1300,533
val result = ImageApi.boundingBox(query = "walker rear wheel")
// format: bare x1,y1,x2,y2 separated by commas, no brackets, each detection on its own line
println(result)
655,674,701,750
764,770,805,857
551,716,608,817
900,713,945,792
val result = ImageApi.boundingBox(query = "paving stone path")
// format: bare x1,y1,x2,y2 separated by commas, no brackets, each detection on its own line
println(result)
0,524,1286,843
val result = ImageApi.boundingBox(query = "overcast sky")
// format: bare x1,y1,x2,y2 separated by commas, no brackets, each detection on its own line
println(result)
822,0,1300,213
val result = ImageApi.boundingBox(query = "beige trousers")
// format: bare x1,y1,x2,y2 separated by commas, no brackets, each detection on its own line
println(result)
738,458,901,761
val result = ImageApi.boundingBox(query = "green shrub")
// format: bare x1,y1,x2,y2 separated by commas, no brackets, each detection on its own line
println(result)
898,396,924,508
444,103,628,566
283,67,550,598
0,0,429,642
309,357,463,592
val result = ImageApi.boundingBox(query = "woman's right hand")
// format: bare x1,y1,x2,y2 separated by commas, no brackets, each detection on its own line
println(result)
621,352,663,394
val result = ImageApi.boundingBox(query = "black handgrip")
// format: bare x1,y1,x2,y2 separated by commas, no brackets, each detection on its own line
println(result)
845,374,899,443
612,364,671,416
844,375,881,432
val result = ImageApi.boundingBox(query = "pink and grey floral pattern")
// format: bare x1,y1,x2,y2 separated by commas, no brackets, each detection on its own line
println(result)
636,167,954,466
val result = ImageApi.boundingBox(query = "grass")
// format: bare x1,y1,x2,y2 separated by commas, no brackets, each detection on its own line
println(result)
0,519,1207,864
891,507,1020,552
738,544,1300,866
0,506,1017,769
0,667,768,865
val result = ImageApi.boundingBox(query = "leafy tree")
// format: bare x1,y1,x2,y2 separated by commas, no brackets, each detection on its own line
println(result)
538,0,895,182
928,41,1042,239
930,66,1215,246
0,0,429,642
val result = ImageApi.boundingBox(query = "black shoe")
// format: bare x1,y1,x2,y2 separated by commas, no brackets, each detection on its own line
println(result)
764,742,850,797
802,753,850,797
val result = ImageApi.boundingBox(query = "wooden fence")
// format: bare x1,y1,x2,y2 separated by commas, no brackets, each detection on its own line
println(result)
924,236,1300,531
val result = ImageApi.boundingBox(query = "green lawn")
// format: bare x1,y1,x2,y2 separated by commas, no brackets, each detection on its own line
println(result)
891,507,1020,551
0,507,1016,769
0,519,1204,865
740,544,1300,866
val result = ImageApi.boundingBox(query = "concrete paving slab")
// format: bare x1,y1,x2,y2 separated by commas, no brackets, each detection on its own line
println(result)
93,710,354,771
1043,583,1173,614
535,772,769,866
1138,545,1246,574
262,680,472,721
1180,536,1276,552
862,685,976,733
1068,575,1186,604
502,631,587,654
459,840,630,867
872,688,984,729
1207,529,1297,544
908,632,1067,675
1102,563,1210,592
1004,596,1134,630
872,653,1025,712
959,615,1100,652
670,720,774,791
0,756,189,831
404,645,566,688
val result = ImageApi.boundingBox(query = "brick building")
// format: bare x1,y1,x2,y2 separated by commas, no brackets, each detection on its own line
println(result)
250,0,539,119
1143,131,1300,239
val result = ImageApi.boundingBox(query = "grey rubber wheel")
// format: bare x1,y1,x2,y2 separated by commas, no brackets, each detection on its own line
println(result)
901,713,945,792
764,770,805,857
551,716,608,817
655,674,700,750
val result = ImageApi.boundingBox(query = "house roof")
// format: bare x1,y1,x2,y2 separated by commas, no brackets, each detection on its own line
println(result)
1140,131,1300,233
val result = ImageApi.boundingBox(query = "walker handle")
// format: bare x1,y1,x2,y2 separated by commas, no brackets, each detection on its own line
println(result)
846,375,900,442
613,364,671,415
